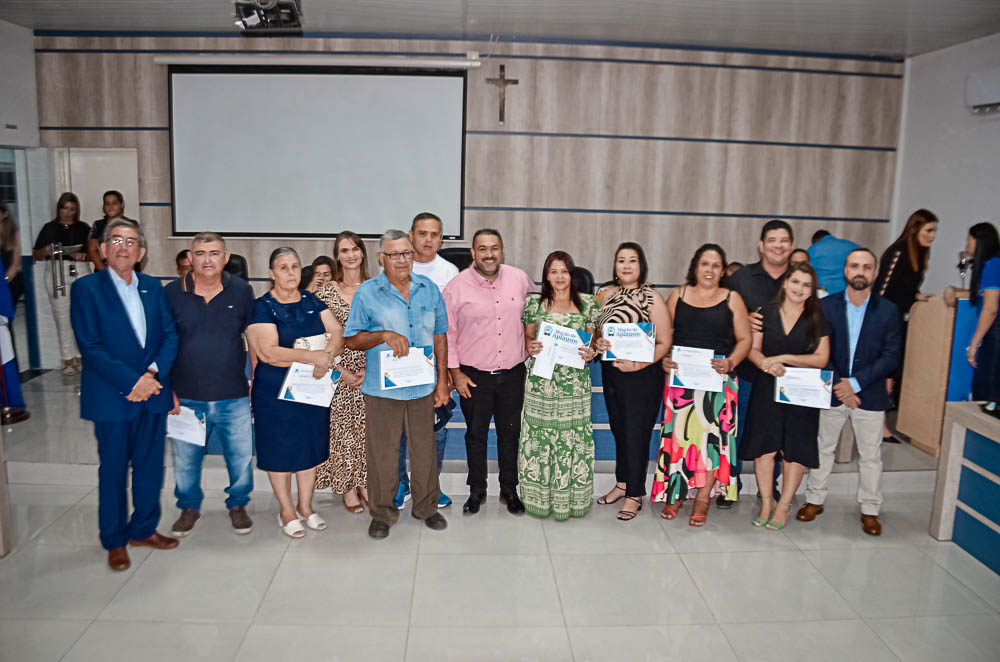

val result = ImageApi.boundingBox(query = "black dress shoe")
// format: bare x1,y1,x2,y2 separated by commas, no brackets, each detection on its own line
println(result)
424,513,448,531
368,519,390,539
499,490,525,515
463,491,486,514
715,494,735,509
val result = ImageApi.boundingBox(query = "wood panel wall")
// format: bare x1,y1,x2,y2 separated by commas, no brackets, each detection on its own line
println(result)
34,35,903,284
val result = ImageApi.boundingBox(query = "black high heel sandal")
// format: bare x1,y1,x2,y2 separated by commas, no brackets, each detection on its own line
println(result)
617,496,643,521
597,484,626,505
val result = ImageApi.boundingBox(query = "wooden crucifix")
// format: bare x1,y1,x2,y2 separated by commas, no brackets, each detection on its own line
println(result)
486,65,518,125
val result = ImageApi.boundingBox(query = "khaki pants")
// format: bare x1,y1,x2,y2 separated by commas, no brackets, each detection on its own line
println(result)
364,393,439,525
805,405,885,516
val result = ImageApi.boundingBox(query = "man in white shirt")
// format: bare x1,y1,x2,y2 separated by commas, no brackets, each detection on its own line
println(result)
395,212,459,509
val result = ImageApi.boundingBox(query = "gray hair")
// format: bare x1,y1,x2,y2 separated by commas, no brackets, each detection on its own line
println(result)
191,231,226,250
379,229,410,253
102,218,145,249
268,246,299,269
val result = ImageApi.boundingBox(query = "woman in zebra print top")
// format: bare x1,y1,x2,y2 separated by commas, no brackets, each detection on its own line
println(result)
592,242,672,521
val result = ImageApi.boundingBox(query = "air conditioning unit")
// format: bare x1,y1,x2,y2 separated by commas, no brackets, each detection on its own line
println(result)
965,66,1000,115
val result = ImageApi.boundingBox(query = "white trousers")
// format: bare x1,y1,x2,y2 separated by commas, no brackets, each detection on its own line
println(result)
804,405,885,516
42,260,88,361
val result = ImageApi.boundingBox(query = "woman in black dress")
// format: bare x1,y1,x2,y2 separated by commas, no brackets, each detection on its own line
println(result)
740,263,830,530
874,208,938,439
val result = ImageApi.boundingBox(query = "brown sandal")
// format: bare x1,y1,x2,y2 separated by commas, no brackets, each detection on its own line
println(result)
343,495,364,514
661,500,684,520
689,498,709,527
617,497,643,521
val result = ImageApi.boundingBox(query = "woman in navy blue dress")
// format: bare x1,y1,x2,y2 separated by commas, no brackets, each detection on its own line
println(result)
247,247,344,538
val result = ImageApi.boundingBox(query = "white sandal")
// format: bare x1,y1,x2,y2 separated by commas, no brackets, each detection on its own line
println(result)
298,511,327,531
277,513,305,538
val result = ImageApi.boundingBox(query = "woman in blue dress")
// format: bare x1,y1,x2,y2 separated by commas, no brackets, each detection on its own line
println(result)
247,247,345,538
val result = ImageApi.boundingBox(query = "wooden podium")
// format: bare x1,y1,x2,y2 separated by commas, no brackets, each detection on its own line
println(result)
896,296,956,457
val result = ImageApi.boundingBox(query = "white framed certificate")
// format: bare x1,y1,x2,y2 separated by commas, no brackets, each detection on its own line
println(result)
774,368,833,409
602,323,655,362
278,361,341,407
531,323,593,380
669,345,723,392
381,346,436,390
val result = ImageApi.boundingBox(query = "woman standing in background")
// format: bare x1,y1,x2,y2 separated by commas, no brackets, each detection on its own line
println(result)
32,192,91,376
945,223,1000,416
874,208,938,440
0,202,24,305
315,233,371,512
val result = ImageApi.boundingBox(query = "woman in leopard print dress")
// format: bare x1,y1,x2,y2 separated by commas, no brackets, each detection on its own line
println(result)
315,232,370,512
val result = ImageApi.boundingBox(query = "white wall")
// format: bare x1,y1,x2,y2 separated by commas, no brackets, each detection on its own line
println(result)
0,20,39,148
893,32,1000,294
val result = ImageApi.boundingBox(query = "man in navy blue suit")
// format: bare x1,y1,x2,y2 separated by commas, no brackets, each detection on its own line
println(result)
797,248,901,536
71,219,180,570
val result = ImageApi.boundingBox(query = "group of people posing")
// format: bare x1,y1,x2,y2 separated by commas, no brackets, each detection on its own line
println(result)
61,203,1000,571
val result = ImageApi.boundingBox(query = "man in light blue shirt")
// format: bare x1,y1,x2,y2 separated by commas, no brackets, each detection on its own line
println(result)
808,229,859,295
844,292,870,395
344,229,450,539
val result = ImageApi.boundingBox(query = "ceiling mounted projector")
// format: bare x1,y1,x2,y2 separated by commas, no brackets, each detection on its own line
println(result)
234,0,302,36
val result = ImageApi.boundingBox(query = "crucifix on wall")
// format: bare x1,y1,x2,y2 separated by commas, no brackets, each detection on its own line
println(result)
486,64,518,125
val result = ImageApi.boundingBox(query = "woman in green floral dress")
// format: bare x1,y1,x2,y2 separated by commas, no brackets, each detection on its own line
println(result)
519,251,599,520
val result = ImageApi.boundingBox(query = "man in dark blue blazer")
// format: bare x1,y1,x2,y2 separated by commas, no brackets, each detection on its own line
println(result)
70,219,179,570
798,248,901,536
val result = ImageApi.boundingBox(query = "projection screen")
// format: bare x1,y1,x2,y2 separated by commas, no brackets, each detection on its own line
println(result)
169,66,466,238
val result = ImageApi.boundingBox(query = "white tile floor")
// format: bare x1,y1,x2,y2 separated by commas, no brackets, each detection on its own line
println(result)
3,484,1000,661
1,371,997,661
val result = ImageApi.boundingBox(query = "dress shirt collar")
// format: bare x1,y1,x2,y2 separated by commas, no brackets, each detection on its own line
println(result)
108,267,138,292
468,264,506,288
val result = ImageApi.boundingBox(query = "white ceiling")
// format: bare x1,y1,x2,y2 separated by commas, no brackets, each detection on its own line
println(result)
2,0,999,57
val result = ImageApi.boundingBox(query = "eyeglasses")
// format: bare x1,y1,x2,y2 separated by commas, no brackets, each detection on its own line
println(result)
382,250,414,262
108,236,139,247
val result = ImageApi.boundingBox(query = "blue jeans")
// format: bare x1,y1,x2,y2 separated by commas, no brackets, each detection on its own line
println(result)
398,426,447,489
172,397,254,510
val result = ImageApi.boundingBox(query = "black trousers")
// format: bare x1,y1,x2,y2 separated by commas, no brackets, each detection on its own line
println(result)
459,363,526,492
602,361,665,497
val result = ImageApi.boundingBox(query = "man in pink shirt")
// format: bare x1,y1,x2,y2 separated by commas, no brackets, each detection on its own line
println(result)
443,229,535,515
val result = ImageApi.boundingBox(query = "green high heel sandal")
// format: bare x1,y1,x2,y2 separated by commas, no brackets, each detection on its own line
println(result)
766,502,791,531
753,495,774,527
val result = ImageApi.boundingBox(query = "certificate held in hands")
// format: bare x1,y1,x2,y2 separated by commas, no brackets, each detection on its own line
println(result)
381,346,436,390
669,345,723,392
774,368,833,409
531,323,593,380
278,362,341,408
602,323,655,362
